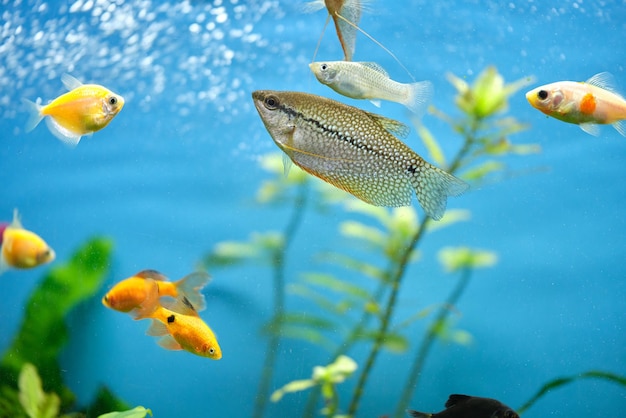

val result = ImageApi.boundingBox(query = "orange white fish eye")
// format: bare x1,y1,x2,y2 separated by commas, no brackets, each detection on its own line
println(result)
537,90,548,100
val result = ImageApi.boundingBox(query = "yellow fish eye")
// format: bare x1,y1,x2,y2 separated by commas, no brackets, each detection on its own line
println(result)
108,96,118,106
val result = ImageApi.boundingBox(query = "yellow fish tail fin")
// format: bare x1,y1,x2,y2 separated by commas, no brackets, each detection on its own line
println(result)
403,80,434,118
411,163,469,221
175,271,211,312
22,98,44,133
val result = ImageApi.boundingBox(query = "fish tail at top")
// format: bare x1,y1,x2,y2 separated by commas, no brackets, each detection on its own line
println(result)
21,98,44,133
411,163,469,221
405,410,432,418
403,80,434,118
176,271,210,312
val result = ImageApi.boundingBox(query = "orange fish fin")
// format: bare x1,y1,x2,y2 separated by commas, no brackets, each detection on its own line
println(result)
146,318,168,336
136,269,168,281
580,93,597,115
175,271,210,312
10,209,23,229
156,335,183,351
131,279,160,320
167,294,200,317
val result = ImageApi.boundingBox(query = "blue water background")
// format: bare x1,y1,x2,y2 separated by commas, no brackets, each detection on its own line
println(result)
1,0,625,416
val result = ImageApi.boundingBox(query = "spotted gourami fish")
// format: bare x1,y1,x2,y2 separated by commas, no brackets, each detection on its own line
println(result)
252,91,468,220
133,279,222,359
0,209,55,274
102,269,210,314
23,74,125,146
309,61,433,116
525,72,626,137
306,0,362,61
407,394,519,418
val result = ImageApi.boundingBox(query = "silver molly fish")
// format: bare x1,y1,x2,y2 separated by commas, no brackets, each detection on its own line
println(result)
252,91,468,220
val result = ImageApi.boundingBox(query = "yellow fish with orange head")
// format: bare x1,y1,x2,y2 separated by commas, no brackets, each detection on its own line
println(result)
0,209,55,274
133,279,222,360
526,72,626,137
102,269,209,314
23,74,125,147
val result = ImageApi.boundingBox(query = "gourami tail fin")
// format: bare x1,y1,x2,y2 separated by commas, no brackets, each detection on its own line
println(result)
411,163,469,221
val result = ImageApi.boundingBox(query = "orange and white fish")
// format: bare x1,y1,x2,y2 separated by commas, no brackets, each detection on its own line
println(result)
0,209,55,274
102,269,210,313
526,72,626,137
23,74,125,146
133,280,222,359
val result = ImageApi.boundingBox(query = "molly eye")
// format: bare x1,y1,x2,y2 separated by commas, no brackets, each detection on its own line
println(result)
109,96,118,105
537,90,548,100
321,63,328,71
264,96,279,109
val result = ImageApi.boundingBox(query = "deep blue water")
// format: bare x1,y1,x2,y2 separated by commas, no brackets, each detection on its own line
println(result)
1,0,625,417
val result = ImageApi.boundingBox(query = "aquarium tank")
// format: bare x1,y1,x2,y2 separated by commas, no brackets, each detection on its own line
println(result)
0,0,625,417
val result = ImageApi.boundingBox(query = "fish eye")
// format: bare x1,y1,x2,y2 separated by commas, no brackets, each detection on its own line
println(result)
320,63,328,71
537,90,548,100
264,95,279,110
209,347,215,354
109,96,118,105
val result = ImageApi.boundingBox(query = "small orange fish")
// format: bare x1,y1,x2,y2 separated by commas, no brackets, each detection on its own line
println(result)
0,209,55,274
102,269,209,313
134,280,222,359
526,72,626,137
23,74,125,146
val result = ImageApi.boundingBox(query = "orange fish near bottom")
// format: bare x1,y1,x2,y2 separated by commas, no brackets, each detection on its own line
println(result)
23,74,125,147
526,72,626,137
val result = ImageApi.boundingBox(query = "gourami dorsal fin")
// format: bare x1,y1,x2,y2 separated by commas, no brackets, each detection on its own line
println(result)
363,111,410,138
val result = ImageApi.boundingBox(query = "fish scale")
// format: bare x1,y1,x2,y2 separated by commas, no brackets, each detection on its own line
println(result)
252,90,468,220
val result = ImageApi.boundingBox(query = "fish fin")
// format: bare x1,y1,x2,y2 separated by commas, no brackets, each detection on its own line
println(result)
410,163,469,220
61,73,84,91
11,208,23,229
363,111,410,138
0,253,9,275
369,99,382,108
22,98,44,133
358,62,389,77
132,279,160,320
146,318,168,336
45,117,82,147
282,152,293,176
136,269,168,281
445,394,472,408
406,410,431,418
613,120,626,137
156,335,183,351
403,81,434,118
580,122,601,137
175,271,210,312
300,0,325,13
585,72,623,96
168,293,199,317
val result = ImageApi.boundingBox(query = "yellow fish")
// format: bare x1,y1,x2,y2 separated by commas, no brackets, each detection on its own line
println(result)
134,280,222,360
309,61,433,116
526,72,626,137
102,269,210,314
252,90,468,220
0,209,55,274
23,74,125,146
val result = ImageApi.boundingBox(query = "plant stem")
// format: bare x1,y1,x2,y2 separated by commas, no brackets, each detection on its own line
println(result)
393,268,472,417
347,125,477,417
253,182,309,418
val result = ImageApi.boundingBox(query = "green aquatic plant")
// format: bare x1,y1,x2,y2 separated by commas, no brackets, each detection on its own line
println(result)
96,406,152,418
202,66,537,418
271,355,357,417
0,238,134,417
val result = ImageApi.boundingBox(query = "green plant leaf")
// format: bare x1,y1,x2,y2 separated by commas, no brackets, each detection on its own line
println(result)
203,232,283,268
317,253,387,282
97,406,153,418
1,237,113,409
414,121,446,167
271,379,317,402
438,247,498,273
301,273,371,300
340,221,387,250
18,363,60,418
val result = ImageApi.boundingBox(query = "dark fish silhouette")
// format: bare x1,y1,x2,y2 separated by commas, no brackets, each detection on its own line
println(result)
407,394,519,418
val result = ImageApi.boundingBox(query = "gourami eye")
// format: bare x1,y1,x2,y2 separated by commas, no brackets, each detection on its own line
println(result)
537,90,548,100
264,95,279,110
